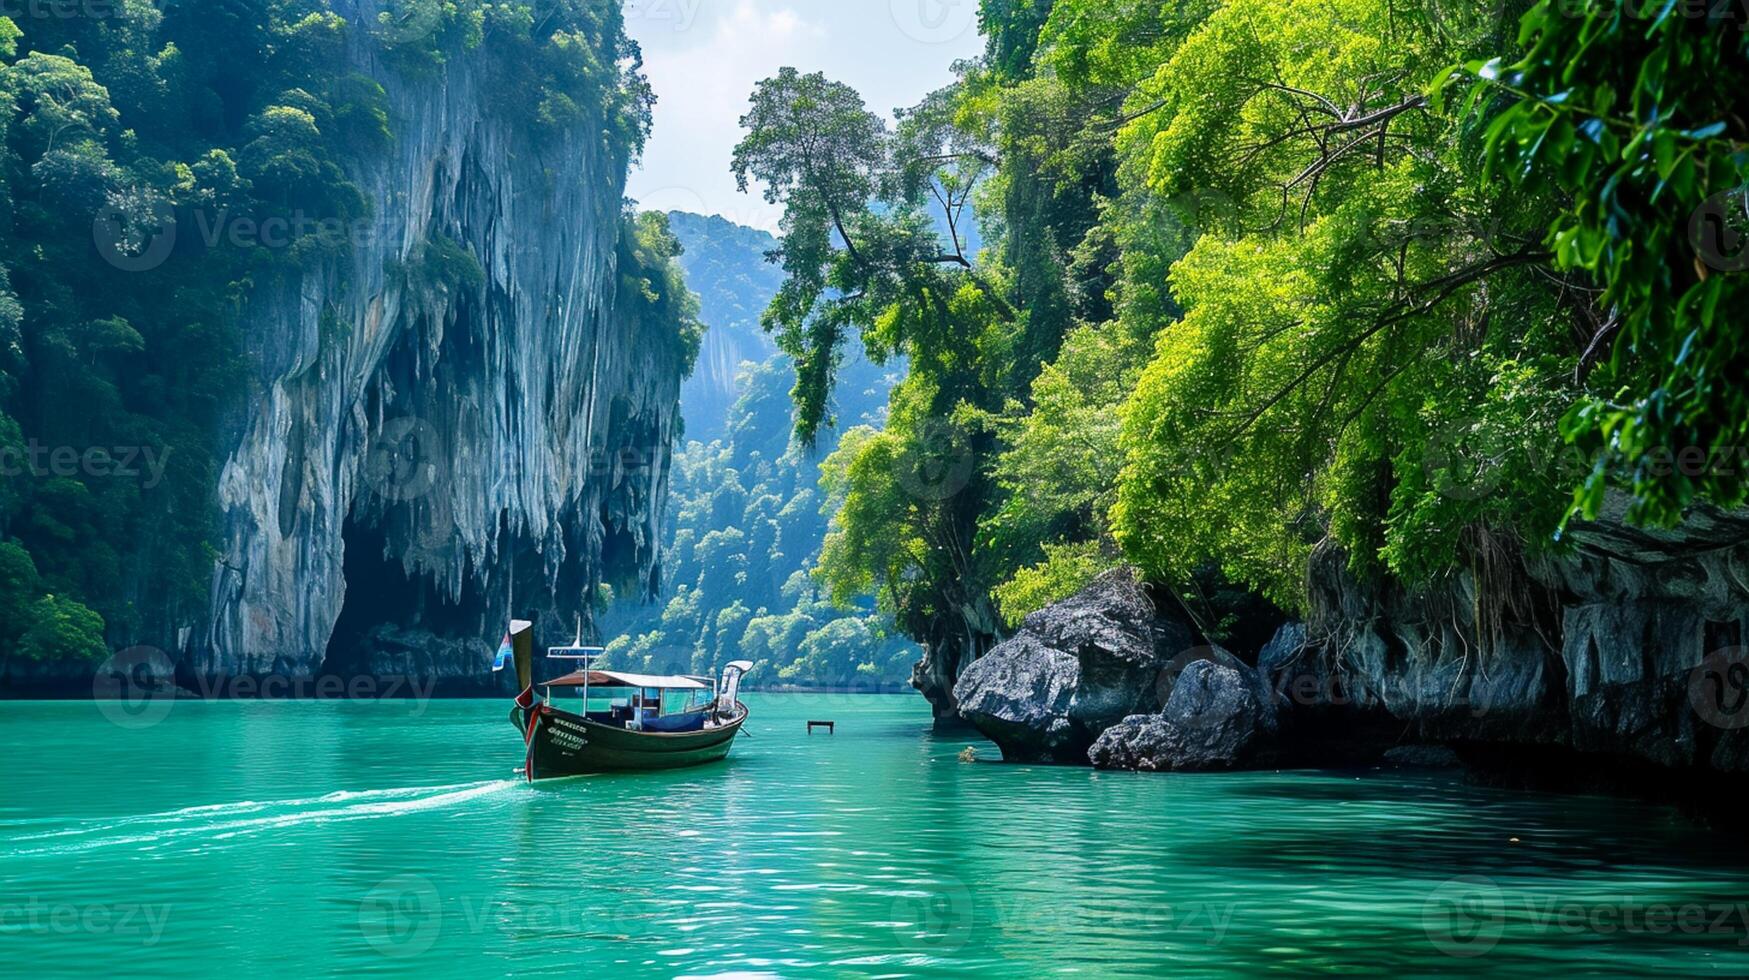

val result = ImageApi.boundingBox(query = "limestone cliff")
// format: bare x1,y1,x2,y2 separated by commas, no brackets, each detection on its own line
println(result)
955,501,1749,788
198,2,686,685
1291,499,1749,774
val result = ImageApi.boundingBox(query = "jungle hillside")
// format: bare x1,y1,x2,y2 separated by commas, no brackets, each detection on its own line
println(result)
726,0,1749,714
597,212,919,689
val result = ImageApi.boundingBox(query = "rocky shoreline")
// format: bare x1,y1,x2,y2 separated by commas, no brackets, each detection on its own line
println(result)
953,507,1749,806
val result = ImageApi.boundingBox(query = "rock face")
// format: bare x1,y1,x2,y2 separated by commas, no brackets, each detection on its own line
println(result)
1288,501,1749,774
955,569,1206,762
1089,660,1268,771
962,499,1749,786
197,2,684,685
953,635,1083,761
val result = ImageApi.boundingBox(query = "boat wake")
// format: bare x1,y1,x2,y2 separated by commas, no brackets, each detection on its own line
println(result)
2,780,519,859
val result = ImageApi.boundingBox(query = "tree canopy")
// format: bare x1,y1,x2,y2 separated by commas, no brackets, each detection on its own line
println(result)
731,0,1749,704
597,214,917,688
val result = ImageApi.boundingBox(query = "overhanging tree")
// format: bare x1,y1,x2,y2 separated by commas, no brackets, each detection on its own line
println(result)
733,68,1015,719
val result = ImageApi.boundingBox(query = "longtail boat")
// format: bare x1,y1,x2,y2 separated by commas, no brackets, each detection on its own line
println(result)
499,620,750,780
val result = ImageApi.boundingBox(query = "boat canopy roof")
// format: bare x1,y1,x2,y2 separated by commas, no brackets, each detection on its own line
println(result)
545,670,710,691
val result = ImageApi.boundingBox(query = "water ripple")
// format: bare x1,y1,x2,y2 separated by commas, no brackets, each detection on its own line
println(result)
2,696,1747,977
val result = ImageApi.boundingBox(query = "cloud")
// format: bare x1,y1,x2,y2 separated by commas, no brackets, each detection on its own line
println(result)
623,0,982,232
627,2,829,231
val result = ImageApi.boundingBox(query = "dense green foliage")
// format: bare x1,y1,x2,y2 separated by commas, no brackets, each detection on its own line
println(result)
374,0,651,146
734,0,1749,691
0,1,653,665
601,356,917,688
617,211,704,373
598,353,909,689
732,68,1019,687
1106,0,1576,605
1453,1,1749,525
599,213,916,688
5,0,1737,690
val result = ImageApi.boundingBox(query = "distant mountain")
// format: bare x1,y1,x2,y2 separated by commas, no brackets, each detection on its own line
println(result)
600,214,917,687
667,212,785,443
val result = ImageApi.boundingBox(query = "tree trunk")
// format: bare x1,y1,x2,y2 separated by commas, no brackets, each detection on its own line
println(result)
909,599,1000,730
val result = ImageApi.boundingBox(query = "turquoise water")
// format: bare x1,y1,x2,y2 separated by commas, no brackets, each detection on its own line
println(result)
3,693,1748,976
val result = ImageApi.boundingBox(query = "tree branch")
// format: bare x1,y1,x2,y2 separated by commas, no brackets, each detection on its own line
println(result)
1217,250,1549,446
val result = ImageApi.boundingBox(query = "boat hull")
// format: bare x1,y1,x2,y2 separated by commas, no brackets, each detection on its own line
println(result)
518,703,746,780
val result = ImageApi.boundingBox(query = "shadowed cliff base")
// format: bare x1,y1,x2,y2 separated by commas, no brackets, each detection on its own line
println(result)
951,508,1749,823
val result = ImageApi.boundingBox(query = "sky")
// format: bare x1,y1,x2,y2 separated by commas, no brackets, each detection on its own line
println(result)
623,0,987,231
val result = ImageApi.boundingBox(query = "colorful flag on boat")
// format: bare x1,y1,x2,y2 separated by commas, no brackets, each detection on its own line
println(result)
492,632,513,672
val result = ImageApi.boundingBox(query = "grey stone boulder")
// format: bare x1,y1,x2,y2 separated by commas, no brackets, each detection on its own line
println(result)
954,635,1085,762
955,568,1197,761
1257,621,1309,691
1160,643,1280,735
1088,660,1269,771
1026,568,1195,732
